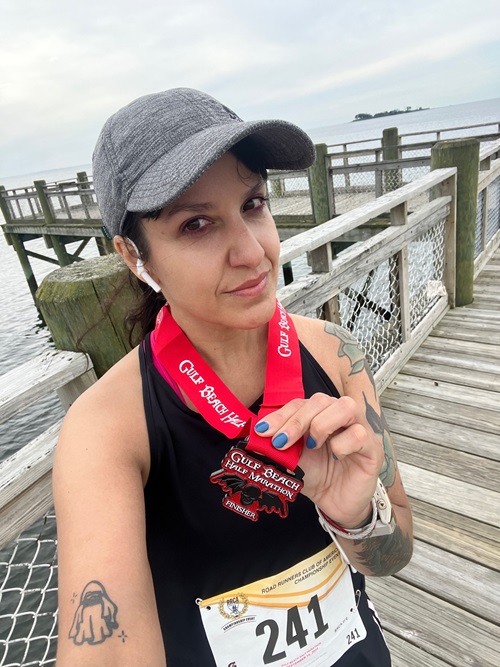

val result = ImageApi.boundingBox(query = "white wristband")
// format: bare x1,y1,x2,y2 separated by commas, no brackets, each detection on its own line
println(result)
316,479,395,541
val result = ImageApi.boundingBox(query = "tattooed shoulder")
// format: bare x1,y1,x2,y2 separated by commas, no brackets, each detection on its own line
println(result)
69,580,121,646
323,322,376,392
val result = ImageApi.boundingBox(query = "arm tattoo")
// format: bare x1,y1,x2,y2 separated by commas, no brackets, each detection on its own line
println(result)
363,392,396,487
69,580,120,646
323,321,376,393
353,525,413,576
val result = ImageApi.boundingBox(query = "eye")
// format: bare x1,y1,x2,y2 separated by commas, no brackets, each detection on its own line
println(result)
242,196,269,212
182,217,212,234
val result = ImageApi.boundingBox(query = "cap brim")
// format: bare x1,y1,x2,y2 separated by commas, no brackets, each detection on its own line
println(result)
125,119,315,216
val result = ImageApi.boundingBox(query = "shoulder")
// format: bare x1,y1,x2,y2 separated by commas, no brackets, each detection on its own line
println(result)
291,314,372,396
55,345,150,484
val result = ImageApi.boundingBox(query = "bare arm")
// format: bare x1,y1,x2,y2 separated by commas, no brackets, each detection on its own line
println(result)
322,321,413,576
253,317,413,577
54,352,166,666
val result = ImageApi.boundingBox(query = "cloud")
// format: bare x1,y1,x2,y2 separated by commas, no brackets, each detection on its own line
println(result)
0,0,499,175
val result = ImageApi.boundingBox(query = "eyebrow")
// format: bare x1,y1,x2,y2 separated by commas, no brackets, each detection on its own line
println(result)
165,177,266,218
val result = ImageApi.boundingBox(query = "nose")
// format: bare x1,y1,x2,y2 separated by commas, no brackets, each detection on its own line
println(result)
227,215,266,268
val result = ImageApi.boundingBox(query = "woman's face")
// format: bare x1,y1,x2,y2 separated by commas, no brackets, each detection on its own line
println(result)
140,152,281,334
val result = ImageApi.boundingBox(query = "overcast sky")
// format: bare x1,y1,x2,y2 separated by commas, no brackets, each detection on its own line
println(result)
1,0,499,177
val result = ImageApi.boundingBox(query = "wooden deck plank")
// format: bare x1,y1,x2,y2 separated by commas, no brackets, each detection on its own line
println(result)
410,498,500,571
366,576,500,667
444,307,500,322
432,317,500,332
395,540,500,624
399,358,500,391
397,462,500,526
382,388,500,435
392,432,500,491
385,633,452,667
387,374,500,411
410,347,500,376
430,325,500,344
383,408,500,460
420,336,500,360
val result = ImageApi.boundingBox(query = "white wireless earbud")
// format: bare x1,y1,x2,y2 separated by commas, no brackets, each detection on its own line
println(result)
126,238,162,293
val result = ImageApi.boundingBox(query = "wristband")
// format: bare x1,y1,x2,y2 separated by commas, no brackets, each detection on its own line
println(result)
316,479,395,541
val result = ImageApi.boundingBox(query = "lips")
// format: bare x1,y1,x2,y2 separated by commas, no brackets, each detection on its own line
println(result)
228,272,269,295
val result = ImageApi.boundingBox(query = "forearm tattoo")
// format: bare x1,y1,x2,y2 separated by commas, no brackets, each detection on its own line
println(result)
363,392,396,487
353,525,413,577
69,580,123,646
324,321,396,487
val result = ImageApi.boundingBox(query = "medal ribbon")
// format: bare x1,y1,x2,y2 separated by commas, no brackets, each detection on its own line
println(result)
152,300,304,470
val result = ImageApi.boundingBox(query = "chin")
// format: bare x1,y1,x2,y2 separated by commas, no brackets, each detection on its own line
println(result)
235,295,277,329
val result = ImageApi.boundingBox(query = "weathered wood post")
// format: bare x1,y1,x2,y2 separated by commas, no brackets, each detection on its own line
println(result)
382,127,401,193
34,180,72,267
76,171,94,210
0,186,39,299
36,254,140,377
431,139,479,306
308,143,331,225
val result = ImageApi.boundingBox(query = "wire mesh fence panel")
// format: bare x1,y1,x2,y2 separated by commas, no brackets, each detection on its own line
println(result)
0,512,58,667
475,189,486,258
331,172,378,215
485,176,500,244
337,258,403,374
267,173,312,219
408,219,446,330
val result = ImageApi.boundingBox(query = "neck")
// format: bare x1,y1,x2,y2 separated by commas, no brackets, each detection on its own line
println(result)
165,306,270,397
186,324,269,376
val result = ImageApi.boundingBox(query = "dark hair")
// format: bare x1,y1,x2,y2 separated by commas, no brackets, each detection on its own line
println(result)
122,139,269,342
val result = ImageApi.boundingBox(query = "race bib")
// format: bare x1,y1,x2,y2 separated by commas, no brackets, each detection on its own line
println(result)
198,543,366,666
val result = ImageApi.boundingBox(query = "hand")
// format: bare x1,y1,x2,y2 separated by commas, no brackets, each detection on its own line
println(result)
254,393,384,528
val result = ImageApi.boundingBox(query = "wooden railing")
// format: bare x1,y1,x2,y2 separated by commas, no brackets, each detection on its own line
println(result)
0,350,96,549
326,137,500,217
327,120,500,151
277,167,458,392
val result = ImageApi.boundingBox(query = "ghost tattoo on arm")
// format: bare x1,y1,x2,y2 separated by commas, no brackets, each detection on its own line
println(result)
69,580,119,645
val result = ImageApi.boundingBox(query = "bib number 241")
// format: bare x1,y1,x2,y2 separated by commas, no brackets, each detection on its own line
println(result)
256,594,329,664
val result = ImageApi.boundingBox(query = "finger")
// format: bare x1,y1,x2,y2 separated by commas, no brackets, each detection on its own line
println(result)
253,398,309,437
305,396,362,450
255,393,338,450
325,423,379,464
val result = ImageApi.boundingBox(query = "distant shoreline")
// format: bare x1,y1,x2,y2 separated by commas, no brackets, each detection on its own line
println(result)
353,107,430,122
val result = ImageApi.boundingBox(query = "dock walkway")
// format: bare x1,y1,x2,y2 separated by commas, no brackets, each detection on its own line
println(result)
367,247,500,667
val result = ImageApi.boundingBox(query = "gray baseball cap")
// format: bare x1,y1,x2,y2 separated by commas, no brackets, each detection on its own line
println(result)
92,87,316,237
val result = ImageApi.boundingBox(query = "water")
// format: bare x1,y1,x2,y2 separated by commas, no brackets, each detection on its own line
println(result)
1,97,499,460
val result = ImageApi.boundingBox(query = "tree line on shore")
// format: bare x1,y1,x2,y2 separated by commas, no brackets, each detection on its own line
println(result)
353,106,429,121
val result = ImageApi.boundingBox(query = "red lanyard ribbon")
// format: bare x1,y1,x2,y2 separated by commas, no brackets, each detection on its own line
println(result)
152,300,304,470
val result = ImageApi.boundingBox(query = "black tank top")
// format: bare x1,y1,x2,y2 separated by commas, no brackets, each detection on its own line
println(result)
140,335,391,666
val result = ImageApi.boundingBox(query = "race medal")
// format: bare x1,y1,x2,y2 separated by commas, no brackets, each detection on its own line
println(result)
153,300,305,520
210,443,304,521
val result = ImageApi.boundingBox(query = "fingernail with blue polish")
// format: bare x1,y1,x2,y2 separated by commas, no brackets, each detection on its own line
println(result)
332,452,338,461
272,433,288,449
306,435,316,449
254,421,269,433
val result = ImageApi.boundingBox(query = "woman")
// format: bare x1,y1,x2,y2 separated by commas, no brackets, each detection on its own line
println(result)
54,88,413,667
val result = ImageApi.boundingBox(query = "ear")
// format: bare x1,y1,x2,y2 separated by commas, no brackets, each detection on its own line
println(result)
114,235,138,275
113,236,162,292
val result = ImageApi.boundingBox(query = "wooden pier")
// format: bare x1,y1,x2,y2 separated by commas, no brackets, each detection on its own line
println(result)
367,246,500,667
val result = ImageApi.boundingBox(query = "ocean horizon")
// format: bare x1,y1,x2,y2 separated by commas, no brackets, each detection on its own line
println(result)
1,96,499,189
